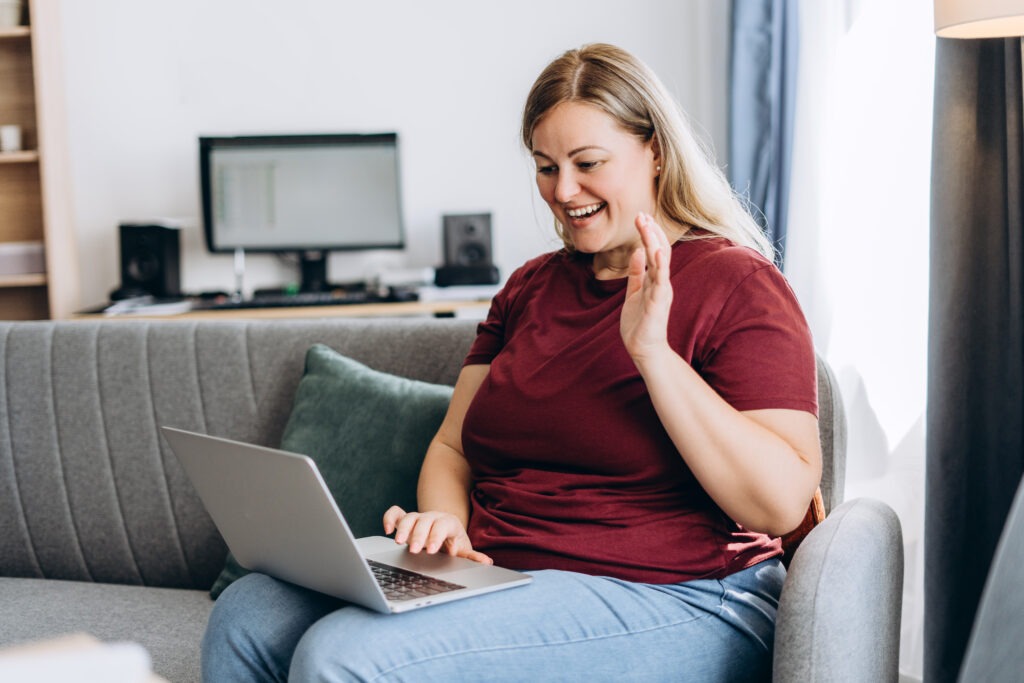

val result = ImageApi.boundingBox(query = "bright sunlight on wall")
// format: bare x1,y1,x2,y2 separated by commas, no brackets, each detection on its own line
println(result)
785,1,934,679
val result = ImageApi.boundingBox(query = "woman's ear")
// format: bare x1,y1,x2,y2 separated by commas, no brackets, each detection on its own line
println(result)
650,132,662,171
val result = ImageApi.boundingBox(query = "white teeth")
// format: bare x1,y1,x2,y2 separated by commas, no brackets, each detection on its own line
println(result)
566,203,605,218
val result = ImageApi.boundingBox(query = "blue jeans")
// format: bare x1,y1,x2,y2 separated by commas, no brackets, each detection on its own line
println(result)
202,559,784,682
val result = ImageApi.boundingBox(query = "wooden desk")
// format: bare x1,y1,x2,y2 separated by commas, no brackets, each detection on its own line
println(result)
73,299,491,321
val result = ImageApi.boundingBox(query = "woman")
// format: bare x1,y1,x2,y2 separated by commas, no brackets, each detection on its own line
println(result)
202,43,821,682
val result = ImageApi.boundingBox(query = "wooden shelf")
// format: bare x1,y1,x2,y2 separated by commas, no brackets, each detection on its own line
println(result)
0,26,30,39
0,273,45,287
0,1,79,320
0,151,38,163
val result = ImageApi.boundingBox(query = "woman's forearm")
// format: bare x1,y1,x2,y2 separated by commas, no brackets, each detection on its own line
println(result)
635,345,822,536
414,363,490,525
416,442,474,527
384,364,492,562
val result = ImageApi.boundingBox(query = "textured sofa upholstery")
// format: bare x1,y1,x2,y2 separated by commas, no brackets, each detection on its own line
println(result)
0,318,902,682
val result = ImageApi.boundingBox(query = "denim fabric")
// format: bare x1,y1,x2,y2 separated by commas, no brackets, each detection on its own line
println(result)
202,559,784,682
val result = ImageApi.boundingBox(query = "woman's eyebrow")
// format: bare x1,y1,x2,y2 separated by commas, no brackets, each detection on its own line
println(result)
532,145,608,160
569,145,607,156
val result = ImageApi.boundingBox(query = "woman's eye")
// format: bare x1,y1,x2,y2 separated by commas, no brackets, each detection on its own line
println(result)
536,165,557,175
577,160,601,170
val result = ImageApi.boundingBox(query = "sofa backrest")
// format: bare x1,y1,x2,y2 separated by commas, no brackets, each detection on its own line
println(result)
0,317,845,591
0,319,476,590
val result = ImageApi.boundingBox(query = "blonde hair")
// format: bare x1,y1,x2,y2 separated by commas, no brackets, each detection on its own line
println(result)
521,43,773,260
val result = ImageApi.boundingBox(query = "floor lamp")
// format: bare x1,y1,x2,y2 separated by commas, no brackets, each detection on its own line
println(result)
932,1,1024,681
935,0,1024,38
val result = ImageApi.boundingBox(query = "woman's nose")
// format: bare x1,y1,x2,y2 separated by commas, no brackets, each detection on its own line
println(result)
553,170,579,204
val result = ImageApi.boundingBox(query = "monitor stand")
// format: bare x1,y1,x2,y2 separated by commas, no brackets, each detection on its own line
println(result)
298,250,330,292
293,250,367,294
232,248,246,301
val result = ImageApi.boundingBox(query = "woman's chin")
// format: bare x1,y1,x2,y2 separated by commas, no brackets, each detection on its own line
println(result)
568,229,628,256
565,227,605,254
569,241,601,255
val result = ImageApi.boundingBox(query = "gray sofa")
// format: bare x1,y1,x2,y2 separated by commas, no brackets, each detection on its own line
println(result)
0,318,903,682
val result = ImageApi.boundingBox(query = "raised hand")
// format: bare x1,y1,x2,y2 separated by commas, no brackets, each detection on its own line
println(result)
620,212,674,362
382,506,494,565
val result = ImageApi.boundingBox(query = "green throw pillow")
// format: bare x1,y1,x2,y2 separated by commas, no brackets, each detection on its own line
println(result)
209,343,454,598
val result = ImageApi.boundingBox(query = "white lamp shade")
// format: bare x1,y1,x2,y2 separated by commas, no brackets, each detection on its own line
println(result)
935,0,1024,38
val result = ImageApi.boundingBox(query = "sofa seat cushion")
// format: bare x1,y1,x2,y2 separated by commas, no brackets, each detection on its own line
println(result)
0,577,212,683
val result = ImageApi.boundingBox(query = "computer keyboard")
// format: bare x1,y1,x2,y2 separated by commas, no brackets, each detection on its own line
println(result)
367,560,466,601
195,289,411,310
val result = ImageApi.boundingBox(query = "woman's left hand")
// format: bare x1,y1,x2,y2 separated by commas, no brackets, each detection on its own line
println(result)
620,212,674,362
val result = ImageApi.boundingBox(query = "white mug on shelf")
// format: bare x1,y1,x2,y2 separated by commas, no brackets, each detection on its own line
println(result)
0,125,22,153
0,0,23,28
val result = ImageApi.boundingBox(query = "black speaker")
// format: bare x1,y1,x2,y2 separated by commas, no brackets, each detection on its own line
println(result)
443,213,493,267
113,223,181,299
435,213,499,286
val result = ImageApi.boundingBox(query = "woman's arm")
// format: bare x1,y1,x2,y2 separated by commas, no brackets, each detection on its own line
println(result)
635,350,821,535
382,363,493,563
621,214,821,536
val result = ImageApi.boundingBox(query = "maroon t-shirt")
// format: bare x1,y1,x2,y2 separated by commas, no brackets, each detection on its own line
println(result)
461,236,818,583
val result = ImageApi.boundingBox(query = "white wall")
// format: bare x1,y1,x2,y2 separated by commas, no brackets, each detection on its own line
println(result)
57,0,728,306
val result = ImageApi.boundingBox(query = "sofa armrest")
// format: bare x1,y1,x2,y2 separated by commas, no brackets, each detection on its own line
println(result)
772,497,904,683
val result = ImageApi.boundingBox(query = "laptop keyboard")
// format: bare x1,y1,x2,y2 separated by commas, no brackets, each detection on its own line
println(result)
367,560,466,601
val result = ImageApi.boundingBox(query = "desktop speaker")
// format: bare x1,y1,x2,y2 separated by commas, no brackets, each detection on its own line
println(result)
443,213,493,268
113,223,181,299
436,213,499,286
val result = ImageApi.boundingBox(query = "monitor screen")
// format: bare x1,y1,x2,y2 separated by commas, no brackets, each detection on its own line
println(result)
199,133,405,256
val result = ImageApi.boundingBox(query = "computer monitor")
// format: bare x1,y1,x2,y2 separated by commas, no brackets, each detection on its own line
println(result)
198,133,405,292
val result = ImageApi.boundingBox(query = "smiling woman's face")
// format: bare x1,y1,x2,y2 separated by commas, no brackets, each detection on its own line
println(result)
531,101,660,263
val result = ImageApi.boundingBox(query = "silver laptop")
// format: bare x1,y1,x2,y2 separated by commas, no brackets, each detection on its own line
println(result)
161,426,531,613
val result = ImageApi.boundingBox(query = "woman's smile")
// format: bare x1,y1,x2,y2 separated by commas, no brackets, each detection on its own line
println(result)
564,201,608,228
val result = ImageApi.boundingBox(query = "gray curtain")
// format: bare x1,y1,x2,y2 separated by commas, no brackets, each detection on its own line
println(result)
927,37,1024,683
728,0,798,266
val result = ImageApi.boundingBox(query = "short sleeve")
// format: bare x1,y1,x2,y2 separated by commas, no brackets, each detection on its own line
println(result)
462,260,534,366
463,295,508,366
695,264,818,416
